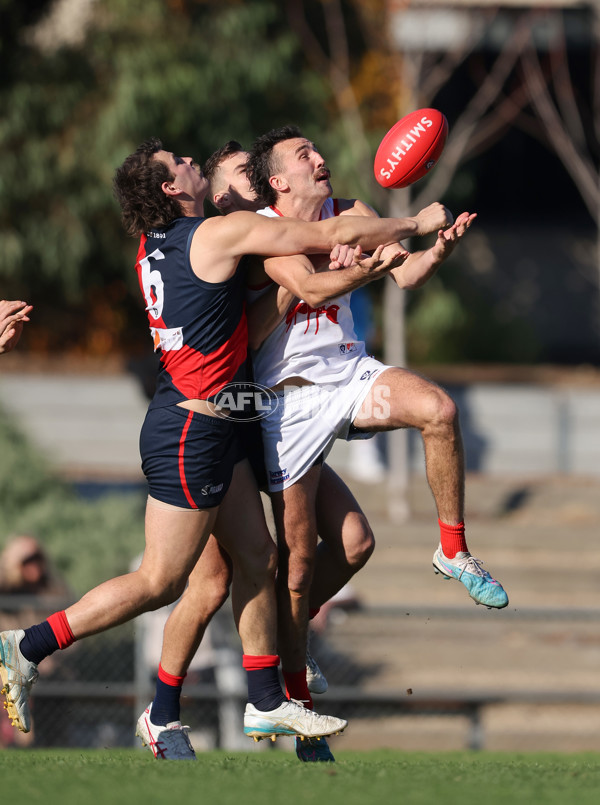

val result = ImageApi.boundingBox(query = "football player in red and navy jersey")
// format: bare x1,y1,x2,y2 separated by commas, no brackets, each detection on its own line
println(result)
0,137,432,755
129,138,462,763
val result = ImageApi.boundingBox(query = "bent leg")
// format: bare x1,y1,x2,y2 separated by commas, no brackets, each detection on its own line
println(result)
354,367,464,524
159,535,232,677
310,463,375,610
212,459,278,657
65,500,217,639
270,464,321,674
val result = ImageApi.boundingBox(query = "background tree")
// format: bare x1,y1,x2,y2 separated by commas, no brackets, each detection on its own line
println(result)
0,0,596,366
0,0,331,356
283,1,598,361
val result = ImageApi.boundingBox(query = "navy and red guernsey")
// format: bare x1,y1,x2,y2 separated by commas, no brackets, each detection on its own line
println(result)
135,217,248,409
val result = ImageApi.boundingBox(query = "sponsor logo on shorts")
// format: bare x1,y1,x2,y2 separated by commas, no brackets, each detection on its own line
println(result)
360,370,374,381
201,482,224,496
207,381,280,421
269,469,290,485
339,342,357,354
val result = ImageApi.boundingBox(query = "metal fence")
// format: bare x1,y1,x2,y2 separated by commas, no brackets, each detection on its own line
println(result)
2,596,599,753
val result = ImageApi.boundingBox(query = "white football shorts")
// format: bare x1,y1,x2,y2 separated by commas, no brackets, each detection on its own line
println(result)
260,355,390,492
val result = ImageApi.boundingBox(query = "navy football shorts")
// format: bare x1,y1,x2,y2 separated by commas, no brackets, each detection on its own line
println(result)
233,417,267,492
140,405,236,509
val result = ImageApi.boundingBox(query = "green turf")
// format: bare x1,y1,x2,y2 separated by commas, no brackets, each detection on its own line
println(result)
1,750,599,805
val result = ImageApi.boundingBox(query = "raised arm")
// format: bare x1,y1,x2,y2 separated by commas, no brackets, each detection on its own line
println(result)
262,246,406,308
192,205,451,282
335,197,472,290
390,212,477,289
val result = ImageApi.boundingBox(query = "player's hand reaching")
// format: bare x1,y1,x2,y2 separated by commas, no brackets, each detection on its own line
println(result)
352,244,408,279
431,211,477,260
328,243,408,272
414,202,453,236
328,243,362,270
0,300,32,355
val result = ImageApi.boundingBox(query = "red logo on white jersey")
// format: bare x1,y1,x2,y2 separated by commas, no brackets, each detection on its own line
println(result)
286,301,340,334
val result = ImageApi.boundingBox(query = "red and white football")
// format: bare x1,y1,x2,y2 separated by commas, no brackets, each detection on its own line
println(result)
374,108,448,189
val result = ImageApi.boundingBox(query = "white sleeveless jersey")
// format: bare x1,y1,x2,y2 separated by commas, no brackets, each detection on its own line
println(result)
250,199,368,387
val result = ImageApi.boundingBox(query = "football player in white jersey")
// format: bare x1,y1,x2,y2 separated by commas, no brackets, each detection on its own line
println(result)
134,136,500,764
241,125,507,715
127,139,435,763
1,137,437,759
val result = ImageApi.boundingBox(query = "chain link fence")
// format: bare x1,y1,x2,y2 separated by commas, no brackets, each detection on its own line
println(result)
3,595,599,753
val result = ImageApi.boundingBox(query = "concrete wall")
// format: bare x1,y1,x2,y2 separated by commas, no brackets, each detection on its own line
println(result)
407,383,600,476
0,371,599,479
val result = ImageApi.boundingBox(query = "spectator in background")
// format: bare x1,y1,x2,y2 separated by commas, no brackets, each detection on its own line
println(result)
0,534,70,747
0,301,32,354
0,535,70,599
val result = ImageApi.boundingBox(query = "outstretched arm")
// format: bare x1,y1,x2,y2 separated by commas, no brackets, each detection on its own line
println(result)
0,300,32,354
390,212,477,289
192,204,451,283
263,245,406,308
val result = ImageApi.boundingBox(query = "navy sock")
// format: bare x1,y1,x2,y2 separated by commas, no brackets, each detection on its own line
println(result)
247,667,287,711
151,677,183,726
19,622,60,666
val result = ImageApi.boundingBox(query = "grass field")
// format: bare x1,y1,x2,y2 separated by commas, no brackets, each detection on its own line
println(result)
1,749,599,805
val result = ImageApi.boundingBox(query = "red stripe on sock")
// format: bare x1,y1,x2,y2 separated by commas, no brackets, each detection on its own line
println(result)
242,654,280,671
47,611,75,649
158,663,186,687
438,519,467,559
283,669,313,710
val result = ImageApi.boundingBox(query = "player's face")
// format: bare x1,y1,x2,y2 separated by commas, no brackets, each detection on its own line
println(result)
272,137,332,202
154,150,208,199
217,152,261,212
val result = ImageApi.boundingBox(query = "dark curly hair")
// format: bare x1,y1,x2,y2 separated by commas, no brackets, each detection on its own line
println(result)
246,125,303,208
113,137,184,237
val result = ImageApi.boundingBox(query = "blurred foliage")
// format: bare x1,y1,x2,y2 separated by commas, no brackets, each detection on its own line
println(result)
0,0,589,365
0,404,145,595
405,273,541,364
0,0,333,356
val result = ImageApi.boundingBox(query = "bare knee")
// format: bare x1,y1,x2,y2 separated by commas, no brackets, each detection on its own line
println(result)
205,567,232,612
141,571,188,610
236,536,278,586
343,515,375,570
285,549,316,597
188,568,232,616
419,387,459,435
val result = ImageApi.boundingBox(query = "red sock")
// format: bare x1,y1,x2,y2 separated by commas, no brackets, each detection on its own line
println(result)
282,669,313,710
242,654,280,670
158,663,186,687
439,519,468,559
46,611,75,649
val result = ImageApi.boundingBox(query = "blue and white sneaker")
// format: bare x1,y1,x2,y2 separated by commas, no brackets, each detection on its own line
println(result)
295,735,335,762
432,545,508,609
243,699,346,742
135,703,196,760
